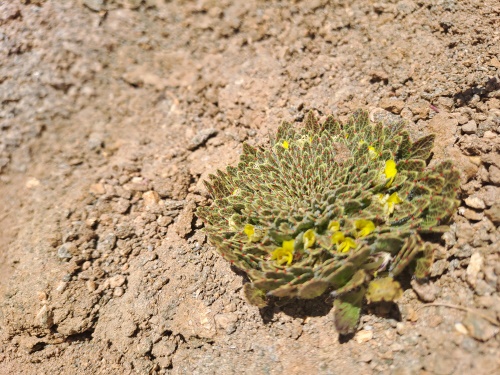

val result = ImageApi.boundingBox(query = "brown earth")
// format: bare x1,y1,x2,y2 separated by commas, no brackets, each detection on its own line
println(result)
0,0,499,374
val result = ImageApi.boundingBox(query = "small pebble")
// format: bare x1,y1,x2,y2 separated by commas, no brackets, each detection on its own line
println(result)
464,196,486,210
109,275,126,288
455,322,469,335
355,329,373,343
461,120,477,134
113,287,124,297
466,252,483,288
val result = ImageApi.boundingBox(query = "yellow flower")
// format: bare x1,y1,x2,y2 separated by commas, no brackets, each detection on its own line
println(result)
384,159,397,187
378,192,403,216
338,237,357,253
244,224,255,241
303,229,316,249
328,220,340,232
386,192,403,215
282,140,289,149
271,239,295,266
355,219,375,238
330,232,357,253
368,146,379,159
331,231,345,245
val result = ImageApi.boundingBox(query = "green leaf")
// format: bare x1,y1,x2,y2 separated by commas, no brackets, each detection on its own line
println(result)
334,287,365,335
243,283,268,308
297,279,330,299
366,277,403,303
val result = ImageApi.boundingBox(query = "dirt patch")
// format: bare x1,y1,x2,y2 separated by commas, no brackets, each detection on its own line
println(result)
0,0,499,374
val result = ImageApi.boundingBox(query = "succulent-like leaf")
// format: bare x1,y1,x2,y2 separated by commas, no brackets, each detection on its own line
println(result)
366,277,403,303
334,287,366,335
243,283,268,308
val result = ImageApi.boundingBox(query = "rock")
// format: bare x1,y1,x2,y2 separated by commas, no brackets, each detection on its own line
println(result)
97,232,117,252
355,329,373,343
464,196,486,210
109,275,126,288
483,130,496,139
411,279,439,302
466,252,483,288
427,112,458,160
157,215,173,227
455,322,468,335
461,120,477,134
479,185,500,207
57,243,77,259
463,313,499,342
89,183,106,195
113,198,131,214
151,337,176,368
173,200,196,238
379,98,405,114
488,165,500,185
460,207,483,221
83,0,104,12
447,147,478,182
485,203,500,224
430,259,448,277
358,350,374,363
408,100,430,119
113,287,124,297
143,190,161,207
188,128,218,150
35,305,54,329
482,150,500,170
214,313,238,334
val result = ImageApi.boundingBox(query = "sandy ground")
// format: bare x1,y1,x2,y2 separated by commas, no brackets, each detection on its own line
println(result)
0,0,499,374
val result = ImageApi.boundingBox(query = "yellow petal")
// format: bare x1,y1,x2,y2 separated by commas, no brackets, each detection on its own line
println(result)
355,219,375,238
328,220,340,232
271,245,294,266
331,231,345,245
282,140,289,149
338,237,357,253
387,192,403,204
244,224,255,240
282,239,295,252
368,146,378,159
384,159,397,187
303,229,316,249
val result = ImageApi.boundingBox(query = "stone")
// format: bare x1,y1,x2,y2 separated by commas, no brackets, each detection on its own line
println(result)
143,191,161,207
482,153,500,169
464,196,486,210
463,313,499,342
485,203,500,225
189,128,218,150
355,329,373,343
460,207,483,221
35,305,54,329
466,252,483,288
461,120,477,134
478,185,500,207
427,113,458,159
411,279,439,302
488,165,500,185
89,183,106,195
97,232,117,252
57,243,77,259
379,98,405,114
408,100,430,119
109,275,126,288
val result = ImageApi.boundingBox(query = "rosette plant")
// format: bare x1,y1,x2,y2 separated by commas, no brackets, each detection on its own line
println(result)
197,110,459,334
